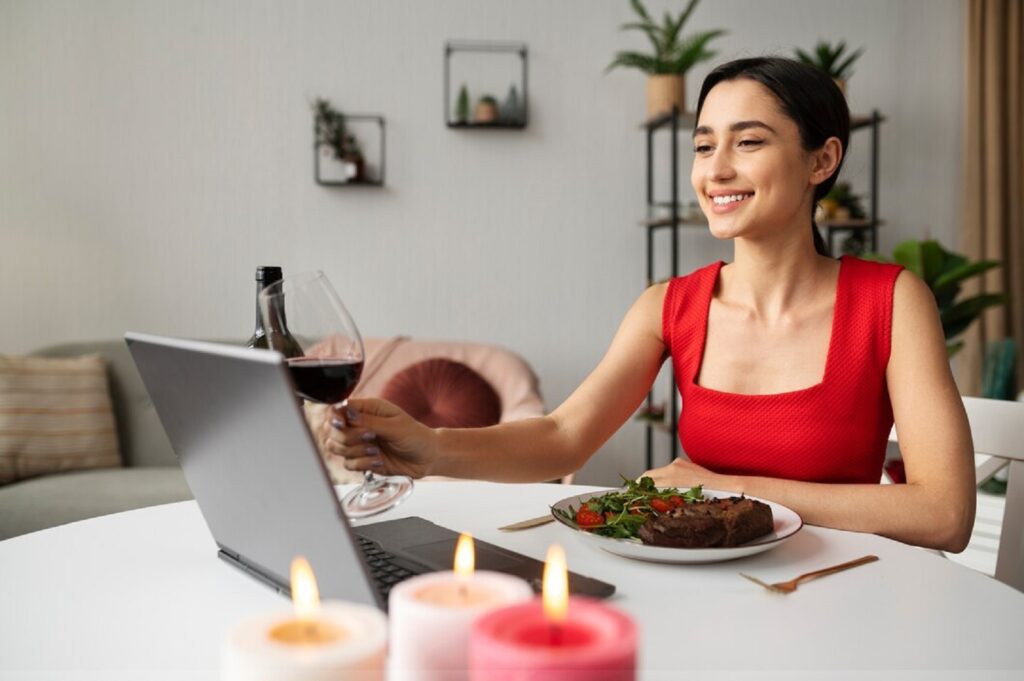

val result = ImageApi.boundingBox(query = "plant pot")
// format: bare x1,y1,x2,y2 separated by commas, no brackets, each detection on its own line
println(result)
647,74,687,119
474,101,499,124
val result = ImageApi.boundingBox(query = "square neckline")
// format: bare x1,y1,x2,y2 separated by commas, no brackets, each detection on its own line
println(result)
690,256,849,399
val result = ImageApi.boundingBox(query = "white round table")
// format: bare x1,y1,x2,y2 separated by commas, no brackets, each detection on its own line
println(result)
2,482,1022,680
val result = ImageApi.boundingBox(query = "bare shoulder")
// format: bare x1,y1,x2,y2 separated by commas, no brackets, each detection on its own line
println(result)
892,269,942,333
632,281,669,341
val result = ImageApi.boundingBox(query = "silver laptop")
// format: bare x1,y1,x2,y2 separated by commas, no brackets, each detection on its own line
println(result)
124,332,614,609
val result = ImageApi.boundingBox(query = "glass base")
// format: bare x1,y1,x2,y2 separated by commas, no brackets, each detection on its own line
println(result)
341,474,414,519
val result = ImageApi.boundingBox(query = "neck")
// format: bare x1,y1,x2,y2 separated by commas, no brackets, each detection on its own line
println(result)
724,227,836,321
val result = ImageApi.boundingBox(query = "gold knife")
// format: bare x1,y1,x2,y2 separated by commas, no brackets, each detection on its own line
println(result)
498,515,555,531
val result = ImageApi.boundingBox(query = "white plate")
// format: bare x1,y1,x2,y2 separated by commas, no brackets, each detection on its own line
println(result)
550,489,803,564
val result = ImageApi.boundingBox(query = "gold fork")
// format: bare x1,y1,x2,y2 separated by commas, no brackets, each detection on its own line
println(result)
740,555,879,594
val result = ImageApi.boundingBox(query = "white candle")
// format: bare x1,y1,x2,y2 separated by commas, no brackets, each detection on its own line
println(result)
222,557,387,681
388,534,534,681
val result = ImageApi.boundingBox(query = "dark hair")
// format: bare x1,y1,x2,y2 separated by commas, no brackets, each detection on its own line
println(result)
694,57,850,257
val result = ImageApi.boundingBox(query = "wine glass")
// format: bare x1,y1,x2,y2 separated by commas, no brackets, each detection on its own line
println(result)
259,270,413,519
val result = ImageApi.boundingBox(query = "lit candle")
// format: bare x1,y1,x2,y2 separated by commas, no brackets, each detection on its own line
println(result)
388,533,534,681
468,545,638,681
222,556,388,681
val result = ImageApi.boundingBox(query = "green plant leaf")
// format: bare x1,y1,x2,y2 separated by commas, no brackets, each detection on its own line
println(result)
940,293,1006,330
918,240,946,284
946,340,965,357
932,260,1001,292
833,47,864,80
670,30,726,73
891,240,923,276
606,51,661,74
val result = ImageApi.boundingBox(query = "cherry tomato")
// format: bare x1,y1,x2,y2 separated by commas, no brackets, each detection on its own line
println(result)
575,508,604,528
650,498,672,513
669,495,685,508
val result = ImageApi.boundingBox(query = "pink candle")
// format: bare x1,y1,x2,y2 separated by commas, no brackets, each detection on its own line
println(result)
467,545,637,681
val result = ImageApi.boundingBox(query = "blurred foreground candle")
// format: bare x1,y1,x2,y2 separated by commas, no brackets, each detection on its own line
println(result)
468,545,637,681
389,533,534,681
222,556,387,681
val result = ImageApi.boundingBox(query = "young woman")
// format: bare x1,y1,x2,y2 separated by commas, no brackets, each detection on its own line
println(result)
323,57,976,552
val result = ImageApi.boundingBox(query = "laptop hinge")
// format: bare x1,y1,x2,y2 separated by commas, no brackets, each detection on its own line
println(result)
217,548,290,597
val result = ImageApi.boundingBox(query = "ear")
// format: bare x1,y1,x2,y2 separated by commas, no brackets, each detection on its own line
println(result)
809,137,843,186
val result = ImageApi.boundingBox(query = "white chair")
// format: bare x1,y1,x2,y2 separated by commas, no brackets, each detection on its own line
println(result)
888,396,1024,591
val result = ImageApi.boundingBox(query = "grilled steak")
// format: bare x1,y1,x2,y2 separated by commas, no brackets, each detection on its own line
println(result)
637,496,774,548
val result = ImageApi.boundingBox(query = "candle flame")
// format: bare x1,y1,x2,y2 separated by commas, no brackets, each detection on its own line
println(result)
454,533,475,577
290,556,320,619
542,544,569,624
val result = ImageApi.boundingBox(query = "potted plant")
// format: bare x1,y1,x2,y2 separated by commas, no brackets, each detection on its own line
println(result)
794,40,864,95
865,240,1005,356
607,0,726,118
312,98,367,182
455,84,470,124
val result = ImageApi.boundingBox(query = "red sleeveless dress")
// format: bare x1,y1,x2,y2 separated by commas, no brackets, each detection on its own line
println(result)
662,256,904,484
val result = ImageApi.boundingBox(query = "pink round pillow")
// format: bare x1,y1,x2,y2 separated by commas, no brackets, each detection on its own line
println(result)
379,358,502,429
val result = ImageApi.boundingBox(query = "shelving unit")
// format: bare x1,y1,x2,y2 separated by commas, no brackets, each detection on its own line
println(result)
638,107,885,471
823,111,885,254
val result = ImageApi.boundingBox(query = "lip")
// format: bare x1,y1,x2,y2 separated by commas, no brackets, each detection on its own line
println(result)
706,190,754,215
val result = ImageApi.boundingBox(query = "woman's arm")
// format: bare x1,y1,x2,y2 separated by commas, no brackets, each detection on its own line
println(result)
646,271,977,552
328,284,669,483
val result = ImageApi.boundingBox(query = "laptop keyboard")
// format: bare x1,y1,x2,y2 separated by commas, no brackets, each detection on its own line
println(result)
356,534,420,599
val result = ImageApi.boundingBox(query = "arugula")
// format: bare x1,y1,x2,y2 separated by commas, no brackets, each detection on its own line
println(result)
554,475,704,540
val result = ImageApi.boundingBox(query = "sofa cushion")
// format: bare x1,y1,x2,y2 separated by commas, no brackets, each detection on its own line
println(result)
33,341,180,468
0,466,191,540
380,358,502,428
0,354,122,485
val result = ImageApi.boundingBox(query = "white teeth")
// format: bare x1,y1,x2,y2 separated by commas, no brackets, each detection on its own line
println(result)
712,193,752,205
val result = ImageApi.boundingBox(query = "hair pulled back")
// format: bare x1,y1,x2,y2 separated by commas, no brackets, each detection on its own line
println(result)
694,57,850,257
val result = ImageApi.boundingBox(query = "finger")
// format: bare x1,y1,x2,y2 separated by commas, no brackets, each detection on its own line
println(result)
326,421,378,448
338,452,386,472
325,440,381,460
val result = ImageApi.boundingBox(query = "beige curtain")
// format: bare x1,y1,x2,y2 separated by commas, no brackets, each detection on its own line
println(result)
960,0,1024,396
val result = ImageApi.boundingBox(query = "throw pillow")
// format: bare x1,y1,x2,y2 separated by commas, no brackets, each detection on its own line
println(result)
0,354,122,485
380,358,502,428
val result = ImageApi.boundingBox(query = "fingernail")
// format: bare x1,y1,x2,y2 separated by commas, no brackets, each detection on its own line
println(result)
370,458,384,469
361,431,377,442
346,407,360,423
366,445,380,456
331,418,345,430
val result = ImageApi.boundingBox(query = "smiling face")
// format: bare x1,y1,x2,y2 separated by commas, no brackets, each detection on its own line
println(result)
691,79,830,245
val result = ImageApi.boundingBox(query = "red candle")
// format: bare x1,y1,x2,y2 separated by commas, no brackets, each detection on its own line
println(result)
467,546,637,681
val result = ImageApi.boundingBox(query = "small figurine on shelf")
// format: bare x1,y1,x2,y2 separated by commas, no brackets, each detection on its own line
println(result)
455,84,470,124
500,84,522,125
340,134,366,183
474,95,499,124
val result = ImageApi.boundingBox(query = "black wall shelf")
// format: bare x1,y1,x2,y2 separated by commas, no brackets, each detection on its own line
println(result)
444,40,528,129
314,114,386,187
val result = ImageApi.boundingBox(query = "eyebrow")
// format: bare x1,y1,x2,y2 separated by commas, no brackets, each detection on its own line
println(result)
692,120,777,138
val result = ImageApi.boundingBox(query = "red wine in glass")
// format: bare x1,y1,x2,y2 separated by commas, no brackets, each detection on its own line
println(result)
287,358,364,405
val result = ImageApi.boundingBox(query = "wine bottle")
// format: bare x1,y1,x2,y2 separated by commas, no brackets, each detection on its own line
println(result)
246,266,303,357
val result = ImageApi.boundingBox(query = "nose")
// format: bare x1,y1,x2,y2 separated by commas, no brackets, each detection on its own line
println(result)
706,147,736,183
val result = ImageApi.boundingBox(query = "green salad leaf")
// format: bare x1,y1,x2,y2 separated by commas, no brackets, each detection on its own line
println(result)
554,475,704,540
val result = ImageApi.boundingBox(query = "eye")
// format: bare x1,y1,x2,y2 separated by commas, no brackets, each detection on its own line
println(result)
738,139,764,148
693,143,713,154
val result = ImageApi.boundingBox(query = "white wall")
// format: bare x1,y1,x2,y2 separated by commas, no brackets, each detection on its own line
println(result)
0,0,963,484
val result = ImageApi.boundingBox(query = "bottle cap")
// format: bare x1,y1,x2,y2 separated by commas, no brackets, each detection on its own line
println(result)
255,266,283,283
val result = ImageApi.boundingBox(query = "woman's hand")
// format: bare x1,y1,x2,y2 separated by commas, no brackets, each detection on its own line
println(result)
643,458,732,491
322,397,438,479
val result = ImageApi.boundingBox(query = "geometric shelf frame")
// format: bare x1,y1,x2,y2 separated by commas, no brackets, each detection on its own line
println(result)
314,114,386,187
444,40,528,129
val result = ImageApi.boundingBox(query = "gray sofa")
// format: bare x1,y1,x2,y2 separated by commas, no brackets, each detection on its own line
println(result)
0,340,192,540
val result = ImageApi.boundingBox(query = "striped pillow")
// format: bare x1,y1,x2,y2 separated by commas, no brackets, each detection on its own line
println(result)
0,354,122,485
